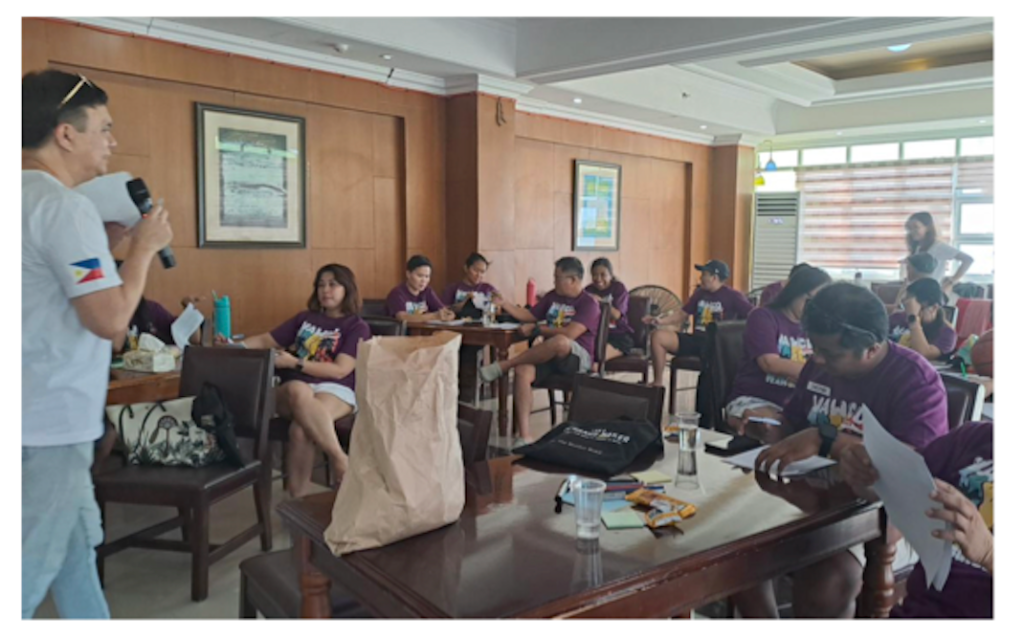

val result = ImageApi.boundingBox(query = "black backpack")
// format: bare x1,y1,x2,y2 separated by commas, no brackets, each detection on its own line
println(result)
191,382,247,468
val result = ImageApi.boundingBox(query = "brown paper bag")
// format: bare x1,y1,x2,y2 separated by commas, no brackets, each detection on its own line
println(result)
324,331,466,555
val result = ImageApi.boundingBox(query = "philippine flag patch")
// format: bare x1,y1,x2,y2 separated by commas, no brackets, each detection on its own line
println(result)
69,258,105,285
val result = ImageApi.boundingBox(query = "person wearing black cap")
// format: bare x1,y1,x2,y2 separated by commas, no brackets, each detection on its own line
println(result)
644,259,754,388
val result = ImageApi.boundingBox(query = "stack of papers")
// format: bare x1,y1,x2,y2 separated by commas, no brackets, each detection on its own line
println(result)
722,445,835,477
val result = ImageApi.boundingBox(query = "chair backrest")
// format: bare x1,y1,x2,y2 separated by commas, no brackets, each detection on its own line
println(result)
361,299,389,317
954,298,993,348
456,403,493,465
871,282,904,305
593,302,612,371
942,305,959,327
568,375,665,427
707,320,747,431
626,295,653,355
363,315,405,336
179,346,275,460
940,373,986,431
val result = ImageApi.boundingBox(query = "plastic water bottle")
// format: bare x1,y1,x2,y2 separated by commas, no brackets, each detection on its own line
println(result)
214,296,232,340
527,278,537,308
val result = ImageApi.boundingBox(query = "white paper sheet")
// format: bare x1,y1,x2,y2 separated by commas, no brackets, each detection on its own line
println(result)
74,172,143,228
859,405,952,591
722,445,836,477
427,319,467,326
171,304,205,350
491,323,521,330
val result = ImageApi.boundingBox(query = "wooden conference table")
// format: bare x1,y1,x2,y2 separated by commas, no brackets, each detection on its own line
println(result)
279,431,894,618
406,322,526,438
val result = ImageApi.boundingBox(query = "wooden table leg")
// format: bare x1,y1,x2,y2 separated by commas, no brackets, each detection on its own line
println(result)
294,536,331,619
497,346,510,438
858,523,897,618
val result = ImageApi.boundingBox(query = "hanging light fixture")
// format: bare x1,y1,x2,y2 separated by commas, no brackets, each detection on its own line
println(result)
764,140,778,172
754,151,766,187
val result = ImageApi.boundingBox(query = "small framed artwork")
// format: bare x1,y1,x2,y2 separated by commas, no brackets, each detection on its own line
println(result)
573,160,622,251
196,103,306,248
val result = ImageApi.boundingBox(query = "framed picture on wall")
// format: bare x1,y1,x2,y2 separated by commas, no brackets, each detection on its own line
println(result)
573,160,622,251
196,103,306,248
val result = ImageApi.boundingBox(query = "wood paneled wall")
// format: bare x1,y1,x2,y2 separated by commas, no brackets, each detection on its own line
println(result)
511,111,714,303
23,19,446,336
710,145,756,293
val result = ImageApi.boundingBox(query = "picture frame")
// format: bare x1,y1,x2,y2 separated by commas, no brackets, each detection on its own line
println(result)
196,103,306,248
572,160,622,251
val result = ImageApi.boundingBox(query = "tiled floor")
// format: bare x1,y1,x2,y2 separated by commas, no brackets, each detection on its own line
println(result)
34,371,697,619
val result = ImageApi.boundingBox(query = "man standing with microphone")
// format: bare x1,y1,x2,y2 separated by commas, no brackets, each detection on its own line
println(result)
22,70,173,618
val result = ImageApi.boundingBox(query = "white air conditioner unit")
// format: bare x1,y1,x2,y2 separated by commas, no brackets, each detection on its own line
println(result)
751,192,801,291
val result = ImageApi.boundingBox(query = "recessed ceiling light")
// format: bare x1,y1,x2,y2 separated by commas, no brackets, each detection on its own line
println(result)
700,125,708,130
887,44,912,53
979,119,987,124
836,131,844,136
381,54,393,61
573,97,583,104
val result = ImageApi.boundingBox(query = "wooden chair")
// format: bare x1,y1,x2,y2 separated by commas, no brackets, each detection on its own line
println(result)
238,403,494,619
532,302,612,426
360,299,389,317
604,295,653,383
706,321,747,432
940,373,986,430
667,339,703,416
870,281,904,305
94,346,276,602
954,298,993,349
567,375,665,427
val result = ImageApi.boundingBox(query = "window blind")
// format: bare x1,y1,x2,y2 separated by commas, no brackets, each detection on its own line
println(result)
795,157,992,271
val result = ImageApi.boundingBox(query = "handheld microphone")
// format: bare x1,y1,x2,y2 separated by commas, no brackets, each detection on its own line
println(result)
126,178,176,269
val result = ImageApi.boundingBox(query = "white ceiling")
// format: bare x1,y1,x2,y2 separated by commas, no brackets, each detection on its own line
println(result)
73,16,995,148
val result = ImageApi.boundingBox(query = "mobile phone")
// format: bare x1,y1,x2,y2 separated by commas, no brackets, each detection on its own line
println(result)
746,416,782,426
705,435,763,457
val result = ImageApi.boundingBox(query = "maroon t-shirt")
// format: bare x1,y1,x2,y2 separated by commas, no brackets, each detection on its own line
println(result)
891,422,993,619
126,299,177,350
441,281,498,306
531,290,602,361
269,311,371,390
385,285,444,318
682,286,754,331
728,307,812,408
889,312,958,356
758,280,785,307
781,342,949,450
585,280,632,335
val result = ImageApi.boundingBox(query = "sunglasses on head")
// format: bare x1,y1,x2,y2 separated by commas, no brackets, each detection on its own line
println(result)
58,74,94,109
805,297,882,343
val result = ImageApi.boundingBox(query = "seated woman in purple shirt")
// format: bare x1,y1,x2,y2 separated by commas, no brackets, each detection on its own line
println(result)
386,255,455,323
840,421,992,618
889,277,958,361
757,262,811,308
726,266,830,434
218,264,371,498
441,252,502,318
734,283,949,618
584,258,633,360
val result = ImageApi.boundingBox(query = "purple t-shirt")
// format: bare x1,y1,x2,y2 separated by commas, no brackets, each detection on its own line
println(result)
891,421,993,619
759,280,785,308
585,280,632,335
889,312,958,356
530,290,601,361
682,286,754,331
269,311,371,390
441,281,498,306
126,300,177,350
781,342,948,449
729,307,812,407
385,285,444,318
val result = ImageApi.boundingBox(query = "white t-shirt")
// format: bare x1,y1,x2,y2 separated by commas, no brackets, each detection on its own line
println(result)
925,241,961,278
23,170,123,447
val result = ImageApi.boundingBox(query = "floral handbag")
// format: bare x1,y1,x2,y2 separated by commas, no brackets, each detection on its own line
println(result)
106,396,225,467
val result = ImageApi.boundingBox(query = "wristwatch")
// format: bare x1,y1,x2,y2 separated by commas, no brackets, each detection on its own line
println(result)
907,314,918,324
817,422,838,458
295,360,305,373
